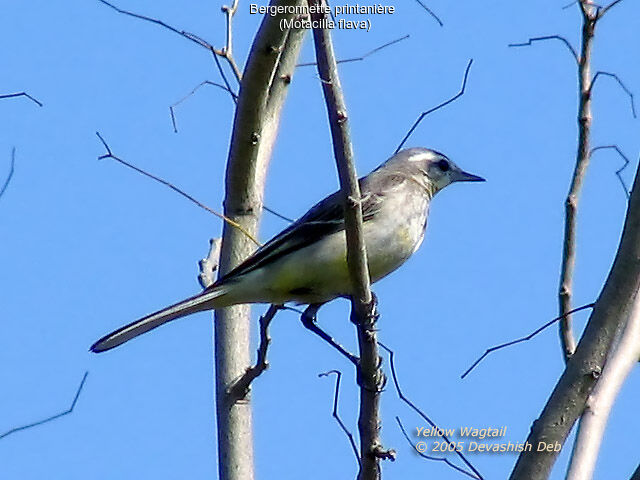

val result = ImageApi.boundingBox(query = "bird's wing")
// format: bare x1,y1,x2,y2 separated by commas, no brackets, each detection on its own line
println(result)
212,176,404,286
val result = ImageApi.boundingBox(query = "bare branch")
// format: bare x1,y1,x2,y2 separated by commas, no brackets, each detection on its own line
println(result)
0,147,16,200
590,145,633,199
597,0,625,18
566,290,640,479
263,205,294,223
297,35,409,67
413,0,444,26
229,305,281,400
95,132,261,246
561,1,604,11
170,80,238,133
0,372,88,440
461,304,595,379
589,71,636,118
96,0,241,85
379,343,483,480
220,0,243,83
318,370,361,469
213,7,306,478
395,59,473,153
309,2,392,478
509,36,579,64
0,92,43,107
395,417,480,480
96,0,214,50
510,158,640,478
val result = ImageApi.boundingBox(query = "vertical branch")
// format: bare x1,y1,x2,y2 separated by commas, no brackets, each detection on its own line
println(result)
558,1,597,362
214,3,306,480
307,2,391,479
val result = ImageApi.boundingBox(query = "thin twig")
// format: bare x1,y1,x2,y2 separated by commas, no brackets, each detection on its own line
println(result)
95,132,261,246
96,0,241,85
97,0,214,50
562,1,604,11
0,372,89,440
297,35,410,67
220,0,242,83
380,343,483,480
319,370,362,469
590,145,633,199
0,92,43,107
229,305,281,400
461,303,596,379
509,36,579,64
395,59,473,153
0,147,16,199
413,0,444,26
170,80,238,132
395,417,480,480
263,205,294,223
597,0,624,17
589,71,636,118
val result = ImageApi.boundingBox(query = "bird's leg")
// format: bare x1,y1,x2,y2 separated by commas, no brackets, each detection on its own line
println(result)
301,304,359,366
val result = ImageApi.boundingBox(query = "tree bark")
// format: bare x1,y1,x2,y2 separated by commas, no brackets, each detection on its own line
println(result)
214,3,305,480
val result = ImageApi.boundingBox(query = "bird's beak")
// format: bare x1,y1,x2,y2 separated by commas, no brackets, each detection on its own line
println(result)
455,170,485,183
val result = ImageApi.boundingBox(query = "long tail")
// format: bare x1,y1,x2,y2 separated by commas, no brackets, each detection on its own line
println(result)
90,285,229,353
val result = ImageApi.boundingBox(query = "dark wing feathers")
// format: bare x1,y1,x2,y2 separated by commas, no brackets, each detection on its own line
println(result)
211,178,394,288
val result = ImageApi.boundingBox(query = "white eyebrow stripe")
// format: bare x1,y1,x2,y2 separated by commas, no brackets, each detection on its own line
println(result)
408,152,435,162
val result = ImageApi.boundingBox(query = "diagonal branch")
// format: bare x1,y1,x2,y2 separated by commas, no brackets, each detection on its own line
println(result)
297,35,409,67
509,35,579,64
461,304,595,379
597,0,624,18
97,0,214,50
0,92,43,107
319,370,362,469
380,343,483,480
95,132,261,246
96,0,241,85
0,147,16,200
395,59,473,153
0,372,88,440
510,151,640,479
413,0,444,26
395,417,480,480
565,289,640,479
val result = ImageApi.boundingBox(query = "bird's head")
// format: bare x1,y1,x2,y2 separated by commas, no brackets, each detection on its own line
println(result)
387,148,485,193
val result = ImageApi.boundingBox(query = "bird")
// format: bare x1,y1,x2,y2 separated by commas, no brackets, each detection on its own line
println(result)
91,148,484,353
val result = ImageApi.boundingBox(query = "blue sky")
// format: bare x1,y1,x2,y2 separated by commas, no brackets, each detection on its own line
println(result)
1,1,638,479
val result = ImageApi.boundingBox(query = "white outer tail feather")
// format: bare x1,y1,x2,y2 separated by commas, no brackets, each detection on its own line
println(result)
90,285,229,353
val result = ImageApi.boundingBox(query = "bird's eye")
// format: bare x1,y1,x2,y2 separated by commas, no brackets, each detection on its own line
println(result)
436,159,450,172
